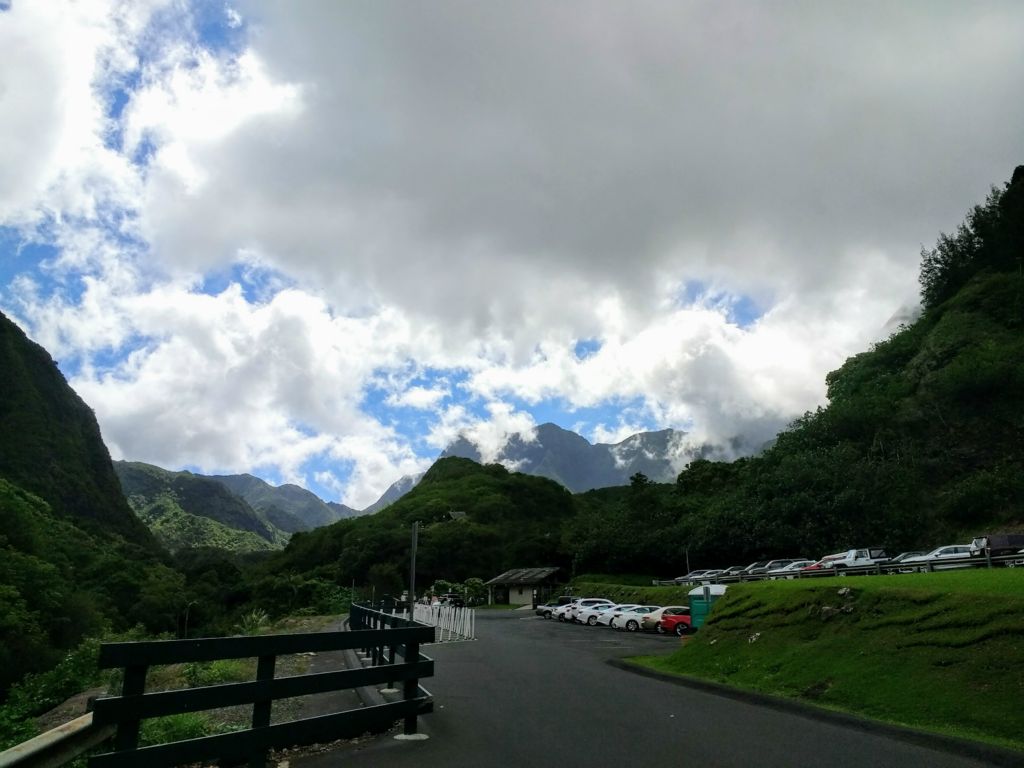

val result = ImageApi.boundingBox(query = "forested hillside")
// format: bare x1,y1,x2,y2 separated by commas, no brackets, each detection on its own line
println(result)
115,462,288,554
207,472,360,530
253,458,576,597
0,312,157,547
0,318,188,699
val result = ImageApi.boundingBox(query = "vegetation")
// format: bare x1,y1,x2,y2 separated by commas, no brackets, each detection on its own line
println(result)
257,458,576,597
0,313,157,548
571,581,692,605
635,571,1024,751
116,462,288,554
0,480,187,692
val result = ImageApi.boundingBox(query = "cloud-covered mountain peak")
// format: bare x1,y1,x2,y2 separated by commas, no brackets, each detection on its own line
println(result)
439,422,704,493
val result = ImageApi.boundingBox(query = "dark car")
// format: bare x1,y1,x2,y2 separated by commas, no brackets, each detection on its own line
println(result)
673,570,711,584
535,595,574,618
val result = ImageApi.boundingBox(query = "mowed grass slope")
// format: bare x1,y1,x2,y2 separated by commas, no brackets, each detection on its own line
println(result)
636,571,1024,751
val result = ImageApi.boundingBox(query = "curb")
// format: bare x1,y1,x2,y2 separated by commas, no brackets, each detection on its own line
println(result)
608,659,1024,768
340,616,386,709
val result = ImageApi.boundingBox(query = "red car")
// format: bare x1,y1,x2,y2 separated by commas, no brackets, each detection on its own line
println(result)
659,612,693,636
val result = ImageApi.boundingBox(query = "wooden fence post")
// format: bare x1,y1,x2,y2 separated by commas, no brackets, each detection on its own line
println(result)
403,640,420,736
113,665,147,752
249,654,276,768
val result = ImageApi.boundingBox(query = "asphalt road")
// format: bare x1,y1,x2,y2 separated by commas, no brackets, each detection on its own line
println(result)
293,611,1002,768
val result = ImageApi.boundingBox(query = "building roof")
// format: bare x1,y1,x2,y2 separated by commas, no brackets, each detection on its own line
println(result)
485,567,560,586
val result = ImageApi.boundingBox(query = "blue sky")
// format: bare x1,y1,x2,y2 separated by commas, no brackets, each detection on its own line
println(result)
2,1,1021,507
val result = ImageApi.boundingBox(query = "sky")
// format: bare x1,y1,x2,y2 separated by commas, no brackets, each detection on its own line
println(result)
2,1,1022,509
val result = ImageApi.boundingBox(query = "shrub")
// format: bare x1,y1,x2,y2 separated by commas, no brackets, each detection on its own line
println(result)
139,713,212,747
183,660,250,688
235,609,270,635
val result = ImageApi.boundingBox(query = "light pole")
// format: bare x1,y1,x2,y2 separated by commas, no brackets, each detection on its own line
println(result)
182,600,198,639
408,521,419,619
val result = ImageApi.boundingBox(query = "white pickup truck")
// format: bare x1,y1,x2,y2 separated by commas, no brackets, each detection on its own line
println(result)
822,548,889,569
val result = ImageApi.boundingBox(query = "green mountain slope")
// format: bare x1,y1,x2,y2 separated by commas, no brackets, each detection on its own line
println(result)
0,478,185,697
0,312,157,548
207,472,358,531
266,458,576,586
114,462,289,553
0,316,191,698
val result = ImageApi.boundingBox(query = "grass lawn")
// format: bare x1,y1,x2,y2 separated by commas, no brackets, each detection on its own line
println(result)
632,570,1024,752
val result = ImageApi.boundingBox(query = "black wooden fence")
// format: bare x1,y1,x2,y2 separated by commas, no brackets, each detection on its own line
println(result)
85,606,434,768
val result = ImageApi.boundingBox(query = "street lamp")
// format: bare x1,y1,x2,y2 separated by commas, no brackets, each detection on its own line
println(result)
182,600,198,639
408,521,419,619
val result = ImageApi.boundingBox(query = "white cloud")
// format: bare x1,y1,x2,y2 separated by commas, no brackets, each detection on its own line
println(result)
3,1,1023,507
426,402,537,464
0,0,159,227
53,281,439,507
225,6,243,29
123,46,303,194
385,385,449,410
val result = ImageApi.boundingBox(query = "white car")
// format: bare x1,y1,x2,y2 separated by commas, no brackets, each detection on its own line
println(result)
823,548,889,569
552,602,579,622
568,598,614,623
767,560,816,579
901,545,973,571
596,604,641,627
577,603,619,626
611,605,661,632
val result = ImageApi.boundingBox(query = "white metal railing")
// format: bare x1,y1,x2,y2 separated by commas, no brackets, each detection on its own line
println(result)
412,604,476,641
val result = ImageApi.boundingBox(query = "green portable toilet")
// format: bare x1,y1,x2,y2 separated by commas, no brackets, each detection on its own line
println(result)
688,584,728,629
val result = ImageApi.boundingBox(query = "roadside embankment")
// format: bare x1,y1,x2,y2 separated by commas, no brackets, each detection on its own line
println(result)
571,580,693,604
633,571,1024,752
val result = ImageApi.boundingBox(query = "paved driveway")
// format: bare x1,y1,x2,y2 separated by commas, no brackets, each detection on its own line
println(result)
294,611,1004,768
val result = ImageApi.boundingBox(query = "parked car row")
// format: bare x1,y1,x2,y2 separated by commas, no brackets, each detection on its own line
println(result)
535,597,693,636
670,535,1024,585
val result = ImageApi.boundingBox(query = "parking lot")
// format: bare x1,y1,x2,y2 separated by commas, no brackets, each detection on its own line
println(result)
295,611,996,768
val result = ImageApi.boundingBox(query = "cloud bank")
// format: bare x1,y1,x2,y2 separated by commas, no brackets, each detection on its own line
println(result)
2,1,1022,506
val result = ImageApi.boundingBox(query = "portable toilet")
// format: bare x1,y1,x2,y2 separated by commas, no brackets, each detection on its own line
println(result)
688,584,728,629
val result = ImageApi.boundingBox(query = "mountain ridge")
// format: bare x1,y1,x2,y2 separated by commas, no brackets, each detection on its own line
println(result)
0,311,159,549
438,422,714,493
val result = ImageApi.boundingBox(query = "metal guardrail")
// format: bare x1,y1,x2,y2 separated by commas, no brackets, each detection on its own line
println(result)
0,714,114,768
656,551,1024,587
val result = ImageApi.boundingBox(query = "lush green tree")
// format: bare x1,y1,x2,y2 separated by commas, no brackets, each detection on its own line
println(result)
367,563,404,599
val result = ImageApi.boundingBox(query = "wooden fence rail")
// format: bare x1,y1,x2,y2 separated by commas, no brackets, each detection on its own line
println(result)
81,608,434,768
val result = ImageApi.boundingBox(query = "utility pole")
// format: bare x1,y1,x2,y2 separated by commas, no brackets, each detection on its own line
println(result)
408,521,419,618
